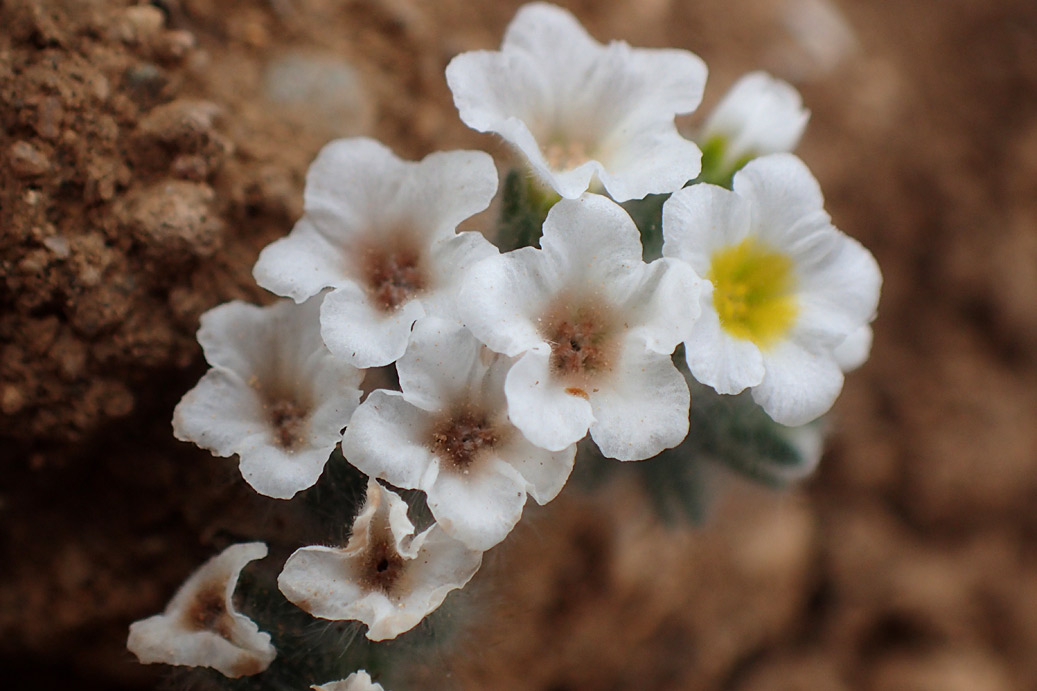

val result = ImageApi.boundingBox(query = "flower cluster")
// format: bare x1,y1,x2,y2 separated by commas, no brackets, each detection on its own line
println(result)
130,3,880,687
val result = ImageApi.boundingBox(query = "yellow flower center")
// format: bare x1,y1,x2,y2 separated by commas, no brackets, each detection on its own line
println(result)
708,237,798,348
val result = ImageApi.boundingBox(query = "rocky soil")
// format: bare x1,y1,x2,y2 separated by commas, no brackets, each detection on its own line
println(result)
2,0,1035,689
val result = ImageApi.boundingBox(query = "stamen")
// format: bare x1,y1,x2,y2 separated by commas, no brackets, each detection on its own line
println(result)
709,237,798,347
542,137,590,171
430,409,500,471
361,244,427,312
541,300,616,385
266,398,309,451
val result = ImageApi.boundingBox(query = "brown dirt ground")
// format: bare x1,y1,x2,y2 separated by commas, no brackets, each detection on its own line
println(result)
1,0,1036,689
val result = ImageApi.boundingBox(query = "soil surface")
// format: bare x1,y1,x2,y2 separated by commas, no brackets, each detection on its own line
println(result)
2,0,1036,689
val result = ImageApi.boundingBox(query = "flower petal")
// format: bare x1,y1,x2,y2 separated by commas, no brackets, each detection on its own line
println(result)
396,318,486,411
662,182,754,275
499,435,576,505
402,149,499,235
341,390,435,491
504,345,594,451
683,284,766,394
426,457,529,551
703,71,810,166
610,257,702,355
833,324,873,372
419,231,500,324
752,339,845,426
459,248,559,357
253,217,349,303
173,369,268,458
733,154,829,247
312,671,385,691
597,123,703,202
588,340,690,461
795,232,882,344
127,543,275,679
320,283,426,368
539,194,645,288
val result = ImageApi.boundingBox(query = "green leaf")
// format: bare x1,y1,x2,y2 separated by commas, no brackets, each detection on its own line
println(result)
496,169,557,251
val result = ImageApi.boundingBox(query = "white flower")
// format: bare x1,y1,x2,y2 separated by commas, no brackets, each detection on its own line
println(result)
699,71,810,180
662,154,881,426
252,137,499,368
833,324,873,372
278,479,482,641
459,193,701,460
342,317,576,551
127,542,275,678
173,296,363,499
313,670,385,691
445,2,706,202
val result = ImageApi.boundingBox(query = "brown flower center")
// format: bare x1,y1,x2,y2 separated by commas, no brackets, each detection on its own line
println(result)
182,581,234,639
360,244,427,312
430,409,500,471
266,398,309,451
359,536,407,595
542,299,617,392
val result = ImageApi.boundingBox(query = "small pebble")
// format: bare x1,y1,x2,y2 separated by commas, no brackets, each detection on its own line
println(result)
42,235,71,259
114,5,165,43
153,30,197,62
8,141,50,177
1,385,25,416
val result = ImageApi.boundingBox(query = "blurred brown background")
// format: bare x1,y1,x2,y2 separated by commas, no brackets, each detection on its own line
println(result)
1,0,1035,688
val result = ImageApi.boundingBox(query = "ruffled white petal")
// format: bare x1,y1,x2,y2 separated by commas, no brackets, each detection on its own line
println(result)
459,247,559,357
752,339,845,426
504,345,595,451
498,435,576,505
278,481,481,641
341,390,434,490
425,458,529,551
703,71,810,167
313,671,385,691
683,285,766,395
301,138,405,239
253,217,348,303
174,298,362,499
539,193,644,289
127,543,275,678
253,139,498,368
396,317,486,411
502,3,600,73
173,370,269,459
402,149,500,234
299,139,497,247
445,2,706,201
794,232,882,345
609,257,702,356
733,154,829,248
833,324,873,372
416,231,500,325
319,283,426,368
667,154,880,425
662,182,754,275
596,122,703,202
588,338,690,461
